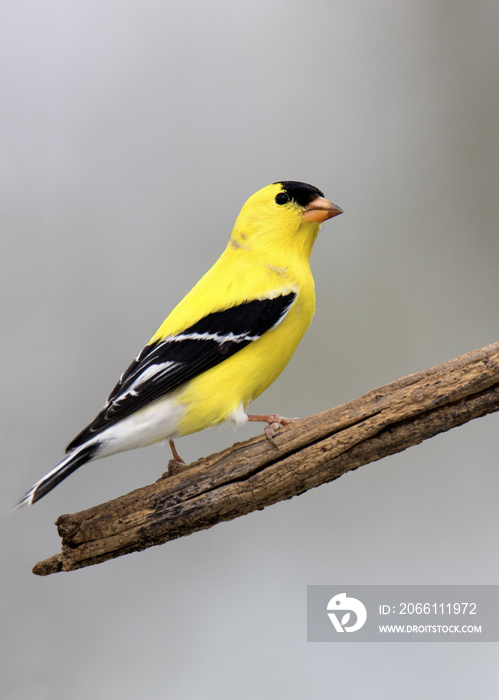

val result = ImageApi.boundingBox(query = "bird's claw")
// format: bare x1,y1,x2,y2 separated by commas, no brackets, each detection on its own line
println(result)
157,439,189,478
159,459,191,479
166,458,191,477
264,422,282,448
259,414,297,448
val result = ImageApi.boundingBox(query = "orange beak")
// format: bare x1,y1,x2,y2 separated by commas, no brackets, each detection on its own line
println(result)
302,196,343,223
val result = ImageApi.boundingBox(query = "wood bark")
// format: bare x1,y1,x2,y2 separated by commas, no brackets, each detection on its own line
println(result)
33,342,499,576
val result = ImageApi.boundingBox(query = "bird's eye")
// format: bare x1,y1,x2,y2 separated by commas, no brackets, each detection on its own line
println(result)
275,192,290,205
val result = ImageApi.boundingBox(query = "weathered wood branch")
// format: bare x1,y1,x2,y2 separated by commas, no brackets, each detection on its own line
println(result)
33,342,499,576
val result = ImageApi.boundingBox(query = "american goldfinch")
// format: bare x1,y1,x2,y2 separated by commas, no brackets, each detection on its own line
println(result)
18,181,342,507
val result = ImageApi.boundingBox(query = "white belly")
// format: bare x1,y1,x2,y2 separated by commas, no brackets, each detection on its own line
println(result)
96,394,185,458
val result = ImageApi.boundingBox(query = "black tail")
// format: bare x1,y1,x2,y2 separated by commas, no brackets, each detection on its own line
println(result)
16,442,100,508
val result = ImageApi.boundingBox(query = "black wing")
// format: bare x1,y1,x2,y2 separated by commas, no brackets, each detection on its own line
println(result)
66,292,296,451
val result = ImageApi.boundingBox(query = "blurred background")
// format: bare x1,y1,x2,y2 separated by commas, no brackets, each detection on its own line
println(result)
2,0,499,697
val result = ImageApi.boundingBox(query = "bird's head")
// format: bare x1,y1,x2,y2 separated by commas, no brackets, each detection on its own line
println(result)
230,181,342,259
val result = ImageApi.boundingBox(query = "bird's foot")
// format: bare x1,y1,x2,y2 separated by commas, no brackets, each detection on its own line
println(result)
247,413,298,448
159,439,191,478
165,459,192,477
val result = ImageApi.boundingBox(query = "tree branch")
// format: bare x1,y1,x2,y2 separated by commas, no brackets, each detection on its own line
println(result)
33,342,499,576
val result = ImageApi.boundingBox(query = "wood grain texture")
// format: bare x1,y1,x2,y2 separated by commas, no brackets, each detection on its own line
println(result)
33,342,499,576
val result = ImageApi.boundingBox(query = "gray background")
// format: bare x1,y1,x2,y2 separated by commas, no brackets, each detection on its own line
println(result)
2,1,499,697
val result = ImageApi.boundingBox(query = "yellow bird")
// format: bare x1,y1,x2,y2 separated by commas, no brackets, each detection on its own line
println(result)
18,181,342,506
